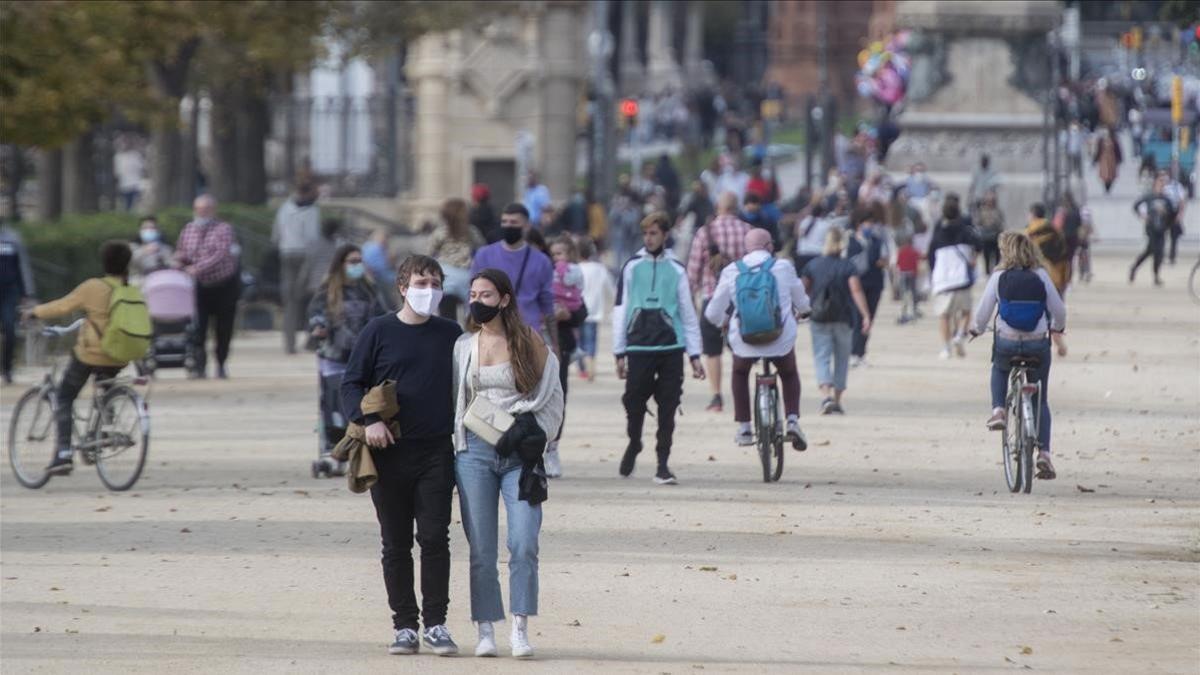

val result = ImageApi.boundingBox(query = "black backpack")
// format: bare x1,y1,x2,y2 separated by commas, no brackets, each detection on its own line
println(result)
809,265,849,323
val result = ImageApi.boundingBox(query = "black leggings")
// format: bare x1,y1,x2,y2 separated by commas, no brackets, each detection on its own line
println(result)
56,355,122,452
852,284,883,358
194,274,240,373
1131,232,1165,279
623,350,684,466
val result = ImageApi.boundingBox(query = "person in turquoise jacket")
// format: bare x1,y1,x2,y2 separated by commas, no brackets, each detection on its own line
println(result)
612,212,705,485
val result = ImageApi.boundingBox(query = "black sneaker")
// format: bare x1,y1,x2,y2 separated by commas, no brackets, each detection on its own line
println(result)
389,628,420,655
829,402,846,415
653,466,677,485
619,443,640,477
819,398,835,415
45,454,74,476
422,624,459,656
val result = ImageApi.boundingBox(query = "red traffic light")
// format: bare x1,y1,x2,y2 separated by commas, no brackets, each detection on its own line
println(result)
1121,32,1133,49
619,98,639,118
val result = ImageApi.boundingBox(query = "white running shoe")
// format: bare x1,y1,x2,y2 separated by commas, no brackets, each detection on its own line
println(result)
938,347,951,360
543,444,563,478
735,428,755,446
511,617,534,658
475,622,497,657
952,335,967,357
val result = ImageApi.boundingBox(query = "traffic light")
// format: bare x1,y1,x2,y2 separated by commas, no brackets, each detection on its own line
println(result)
618,98,638,129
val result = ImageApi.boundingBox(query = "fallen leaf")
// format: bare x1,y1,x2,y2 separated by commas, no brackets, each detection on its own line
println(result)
1076,485,1095,493
567,619,582,627
1109,637,1123,643
49,587,61,591
94,506,111,512
726,574,738,580
815,440,830,446
651,634,666,644
896,626,906,631
179,528,192,533
1020,646,1033,655
698,566,718,572
707,455,716,461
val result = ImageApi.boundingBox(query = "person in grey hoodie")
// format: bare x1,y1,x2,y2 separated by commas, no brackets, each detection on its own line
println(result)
273,180,321,354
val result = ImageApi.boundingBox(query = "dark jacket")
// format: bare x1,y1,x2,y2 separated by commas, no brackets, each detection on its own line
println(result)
307,281,387,364
927,218,976,272
470,201,502,244
496,412,548,505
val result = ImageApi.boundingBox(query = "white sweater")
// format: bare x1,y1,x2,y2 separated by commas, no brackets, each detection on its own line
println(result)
452,332,564,452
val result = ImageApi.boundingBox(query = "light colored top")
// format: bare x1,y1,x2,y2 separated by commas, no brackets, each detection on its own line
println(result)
705,250,810,358
113,150,144,192
452,332,564,452
795,215,834,257
971,268,1067,340
579,260,615,323
272,199,321,255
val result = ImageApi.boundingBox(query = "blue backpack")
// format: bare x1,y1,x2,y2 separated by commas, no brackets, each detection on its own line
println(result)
734,258,783,344
997,269,1047,332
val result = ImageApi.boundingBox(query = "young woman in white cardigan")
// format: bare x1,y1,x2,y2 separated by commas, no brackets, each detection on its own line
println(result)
453,267,564,658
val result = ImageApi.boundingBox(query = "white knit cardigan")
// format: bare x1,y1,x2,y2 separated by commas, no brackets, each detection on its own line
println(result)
452,332,564,452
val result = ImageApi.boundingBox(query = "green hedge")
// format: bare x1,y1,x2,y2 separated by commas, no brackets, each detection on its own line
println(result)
17,204,277,300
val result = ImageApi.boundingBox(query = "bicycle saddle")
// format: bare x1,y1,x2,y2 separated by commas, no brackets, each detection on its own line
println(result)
1008,355,1041,368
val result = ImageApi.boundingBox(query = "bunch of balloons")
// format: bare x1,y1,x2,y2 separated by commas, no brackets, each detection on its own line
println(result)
855,30,912,107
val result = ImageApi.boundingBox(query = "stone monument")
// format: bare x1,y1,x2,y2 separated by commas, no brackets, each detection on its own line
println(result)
402,1,585,226
886,0,1060,223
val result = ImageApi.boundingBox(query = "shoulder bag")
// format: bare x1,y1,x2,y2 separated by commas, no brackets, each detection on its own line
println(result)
463,335,516,446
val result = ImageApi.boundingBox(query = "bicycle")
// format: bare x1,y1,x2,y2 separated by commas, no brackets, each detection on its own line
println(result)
1001,354,1042,494
753,359,785,483
7,320,151,491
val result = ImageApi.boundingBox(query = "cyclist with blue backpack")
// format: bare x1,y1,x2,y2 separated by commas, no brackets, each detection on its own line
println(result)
969,231,1066,480
614,212,705,485
705,228,810,449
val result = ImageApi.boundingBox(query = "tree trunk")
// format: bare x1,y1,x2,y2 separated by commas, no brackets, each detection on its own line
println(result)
36,148,62,221
6,146,24,222
150,116,186,210
62,131,99,214
209,84,242,204
237,88,270,205
147,39,200,211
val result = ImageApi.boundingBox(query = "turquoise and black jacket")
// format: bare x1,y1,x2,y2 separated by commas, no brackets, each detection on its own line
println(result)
612,248,702,358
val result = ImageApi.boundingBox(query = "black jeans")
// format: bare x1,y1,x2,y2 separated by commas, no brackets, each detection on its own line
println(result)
0,283,18,379
981,239,1001,275
369,438,455,631
623,350,684,467
852,284,883,358
1131,231,1166,280
1169,222,1183,264
56,355,122,453
194,274,240,374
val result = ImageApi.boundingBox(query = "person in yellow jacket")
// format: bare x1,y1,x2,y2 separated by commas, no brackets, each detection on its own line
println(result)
22,241,133,475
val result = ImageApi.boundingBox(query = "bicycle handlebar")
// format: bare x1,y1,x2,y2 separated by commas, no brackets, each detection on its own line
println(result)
40,318,84,337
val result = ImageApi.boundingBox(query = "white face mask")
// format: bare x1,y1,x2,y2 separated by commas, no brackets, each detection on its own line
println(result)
403,287,442,317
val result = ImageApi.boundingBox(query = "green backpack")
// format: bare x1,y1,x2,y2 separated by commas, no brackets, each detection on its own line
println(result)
98,278,153,362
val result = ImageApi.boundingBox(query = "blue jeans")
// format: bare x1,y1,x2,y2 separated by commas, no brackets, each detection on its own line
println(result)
578,321,598,357
991,336,1053,454
456,431,542,621
810,321,852,391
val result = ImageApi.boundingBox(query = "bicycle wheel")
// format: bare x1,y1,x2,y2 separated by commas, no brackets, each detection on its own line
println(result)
769,387,784,482
1020,390,1035,494
1002,382,1022,493
7,388,56,489
755,383,782,483
93,386,149,491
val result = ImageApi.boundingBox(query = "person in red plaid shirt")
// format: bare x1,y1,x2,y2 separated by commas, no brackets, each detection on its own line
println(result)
175,194,241,379
686,191,749,412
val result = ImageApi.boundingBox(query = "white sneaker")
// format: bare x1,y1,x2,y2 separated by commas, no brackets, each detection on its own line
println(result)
850,355,864,368
511,617,534,659
475,622,497,658
734,428,755,446
543,445,562,478
938,347,951,360
952,335,967,357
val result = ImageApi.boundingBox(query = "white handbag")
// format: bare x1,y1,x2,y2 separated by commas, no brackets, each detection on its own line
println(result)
463,336,515,446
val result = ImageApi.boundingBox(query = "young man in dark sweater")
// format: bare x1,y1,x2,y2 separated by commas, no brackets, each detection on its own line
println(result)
341,254,463,656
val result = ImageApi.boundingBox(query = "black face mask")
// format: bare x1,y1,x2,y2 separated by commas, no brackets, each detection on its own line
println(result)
646,245,664,257
501,227,524,245
470,301,502,325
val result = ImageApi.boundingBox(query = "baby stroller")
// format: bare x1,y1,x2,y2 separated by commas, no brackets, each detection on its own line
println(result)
139,269,197,375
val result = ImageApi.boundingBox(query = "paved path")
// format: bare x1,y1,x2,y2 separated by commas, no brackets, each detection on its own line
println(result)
1,253,1197,673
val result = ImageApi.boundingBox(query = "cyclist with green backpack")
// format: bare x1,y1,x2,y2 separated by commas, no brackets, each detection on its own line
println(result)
704,228,810,449
23,240,151,475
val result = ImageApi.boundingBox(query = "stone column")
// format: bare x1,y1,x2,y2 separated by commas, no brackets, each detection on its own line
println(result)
539,1,584,201
683,0,705,85
618,0,643,97
645,0,682,93
407,32,454,224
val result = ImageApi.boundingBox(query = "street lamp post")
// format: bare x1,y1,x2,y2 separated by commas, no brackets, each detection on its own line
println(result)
589,1,616,208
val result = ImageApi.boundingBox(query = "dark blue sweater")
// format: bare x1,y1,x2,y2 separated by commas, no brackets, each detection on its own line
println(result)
340,313,462,445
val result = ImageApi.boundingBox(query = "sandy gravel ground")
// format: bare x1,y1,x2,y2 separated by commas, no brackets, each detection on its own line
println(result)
1,252,1197,674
